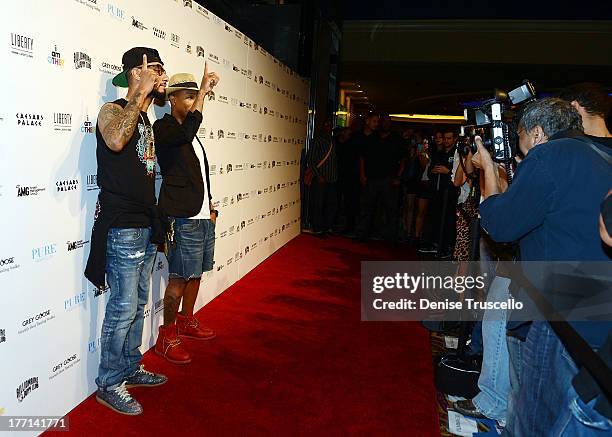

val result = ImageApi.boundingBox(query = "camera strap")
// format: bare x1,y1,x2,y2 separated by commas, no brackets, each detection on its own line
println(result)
565,133,612,166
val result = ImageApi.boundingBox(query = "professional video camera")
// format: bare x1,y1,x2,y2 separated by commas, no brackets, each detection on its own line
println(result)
459,81,536,165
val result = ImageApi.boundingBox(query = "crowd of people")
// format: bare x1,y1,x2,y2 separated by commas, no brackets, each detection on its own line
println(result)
303,82,612,436
303,111,470,259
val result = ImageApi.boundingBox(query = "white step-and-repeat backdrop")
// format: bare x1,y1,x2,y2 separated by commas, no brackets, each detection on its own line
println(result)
0,0,308,427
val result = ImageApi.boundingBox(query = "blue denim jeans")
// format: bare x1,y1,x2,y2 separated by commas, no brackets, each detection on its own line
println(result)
473,276,511,422
167,218,215,280
503,321,611,436
504,334,523,434
96,227,157,391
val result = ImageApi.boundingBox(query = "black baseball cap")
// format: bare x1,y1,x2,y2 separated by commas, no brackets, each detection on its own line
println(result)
112,47,164,88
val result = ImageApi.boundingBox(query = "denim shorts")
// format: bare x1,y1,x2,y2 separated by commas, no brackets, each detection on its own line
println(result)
167,218,215,279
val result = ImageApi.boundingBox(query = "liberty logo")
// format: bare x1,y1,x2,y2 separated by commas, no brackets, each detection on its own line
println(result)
171,33,180,48
10,33,33,58
48,45,64,66
53,113,72,131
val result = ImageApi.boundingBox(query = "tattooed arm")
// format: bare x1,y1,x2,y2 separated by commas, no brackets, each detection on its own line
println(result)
97,92,146,152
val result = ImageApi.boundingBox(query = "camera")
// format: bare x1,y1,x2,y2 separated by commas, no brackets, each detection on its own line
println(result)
462,81,536,162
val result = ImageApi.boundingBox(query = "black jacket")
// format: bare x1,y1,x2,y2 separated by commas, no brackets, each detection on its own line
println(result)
153,110,212,218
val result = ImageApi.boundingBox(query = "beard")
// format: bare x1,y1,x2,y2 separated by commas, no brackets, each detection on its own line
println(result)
150,89,166,100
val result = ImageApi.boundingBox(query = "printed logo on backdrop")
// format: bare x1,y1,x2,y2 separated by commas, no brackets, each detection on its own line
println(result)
86,174,99,191
195,3,209,17
17,184,45,197
208,52,220,64
67,239,89,251
183,0,193,8
0,328,5,344
171,33,180,48
48,45,64,66
56,179,79,192
53,113,72,131
153,27,166,40
132,16,147,30
31,243,56,262
186,42,192,54
16,113,43,127
19,309,54,334
107,3,125,21
16,377,39,402
74,0,100,12
196,46,205,57
154,298,164,315
81,115,94,133
10,33,34,58
65,290,87,311
88,336,101,353
74,52,91,69
99,60,122,75
50,353,81,380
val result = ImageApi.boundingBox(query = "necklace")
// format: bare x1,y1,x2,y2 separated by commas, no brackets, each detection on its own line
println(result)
139,113,156,176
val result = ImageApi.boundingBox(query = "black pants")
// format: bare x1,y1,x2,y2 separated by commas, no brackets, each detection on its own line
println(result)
427,187,457,251
357,177,399,240
339,176,360,232
312,180,338,232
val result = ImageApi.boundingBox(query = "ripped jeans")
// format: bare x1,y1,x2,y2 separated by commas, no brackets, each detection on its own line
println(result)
96,227,157,391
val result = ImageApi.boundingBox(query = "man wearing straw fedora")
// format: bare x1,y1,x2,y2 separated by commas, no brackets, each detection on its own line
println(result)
153,63,220,364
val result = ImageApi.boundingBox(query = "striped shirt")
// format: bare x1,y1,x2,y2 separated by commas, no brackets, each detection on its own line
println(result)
307,134,338,183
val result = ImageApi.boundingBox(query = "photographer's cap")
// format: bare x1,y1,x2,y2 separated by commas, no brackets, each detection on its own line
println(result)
112,47,164,88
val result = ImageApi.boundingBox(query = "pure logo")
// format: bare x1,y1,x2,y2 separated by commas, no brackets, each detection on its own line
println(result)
31,244,56,261
107,3,124,20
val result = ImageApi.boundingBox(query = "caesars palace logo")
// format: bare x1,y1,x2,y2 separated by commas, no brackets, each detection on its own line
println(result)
16,113,43,127
10,32,33,58
56,179,79,192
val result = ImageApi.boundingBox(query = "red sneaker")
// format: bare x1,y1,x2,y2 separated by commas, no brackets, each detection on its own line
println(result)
176,313,216,340
155,324,191,364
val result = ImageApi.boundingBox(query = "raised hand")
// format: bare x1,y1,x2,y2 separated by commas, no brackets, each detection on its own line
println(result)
201,61,220,95
136,54,158,94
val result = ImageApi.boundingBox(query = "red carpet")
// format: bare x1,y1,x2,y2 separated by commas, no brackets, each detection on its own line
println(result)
63,234,439,436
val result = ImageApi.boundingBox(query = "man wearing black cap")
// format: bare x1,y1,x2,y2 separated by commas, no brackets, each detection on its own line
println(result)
85,47,169,416
152,64,220,365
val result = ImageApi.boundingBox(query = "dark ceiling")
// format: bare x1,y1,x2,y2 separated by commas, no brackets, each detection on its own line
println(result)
340,19,612,115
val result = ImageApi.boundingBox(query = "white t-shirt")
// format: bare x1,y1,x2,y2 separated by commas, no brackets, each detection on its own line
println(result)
189,137,211,219
451,150,470,204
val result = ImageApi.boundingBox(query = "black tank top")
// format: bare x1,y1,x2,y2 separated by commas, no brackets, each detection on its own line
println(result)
95,98,157,227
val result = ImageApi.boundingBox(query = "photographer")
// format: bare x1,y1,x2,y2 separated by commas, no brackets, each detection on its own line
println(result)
472,98,612,436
